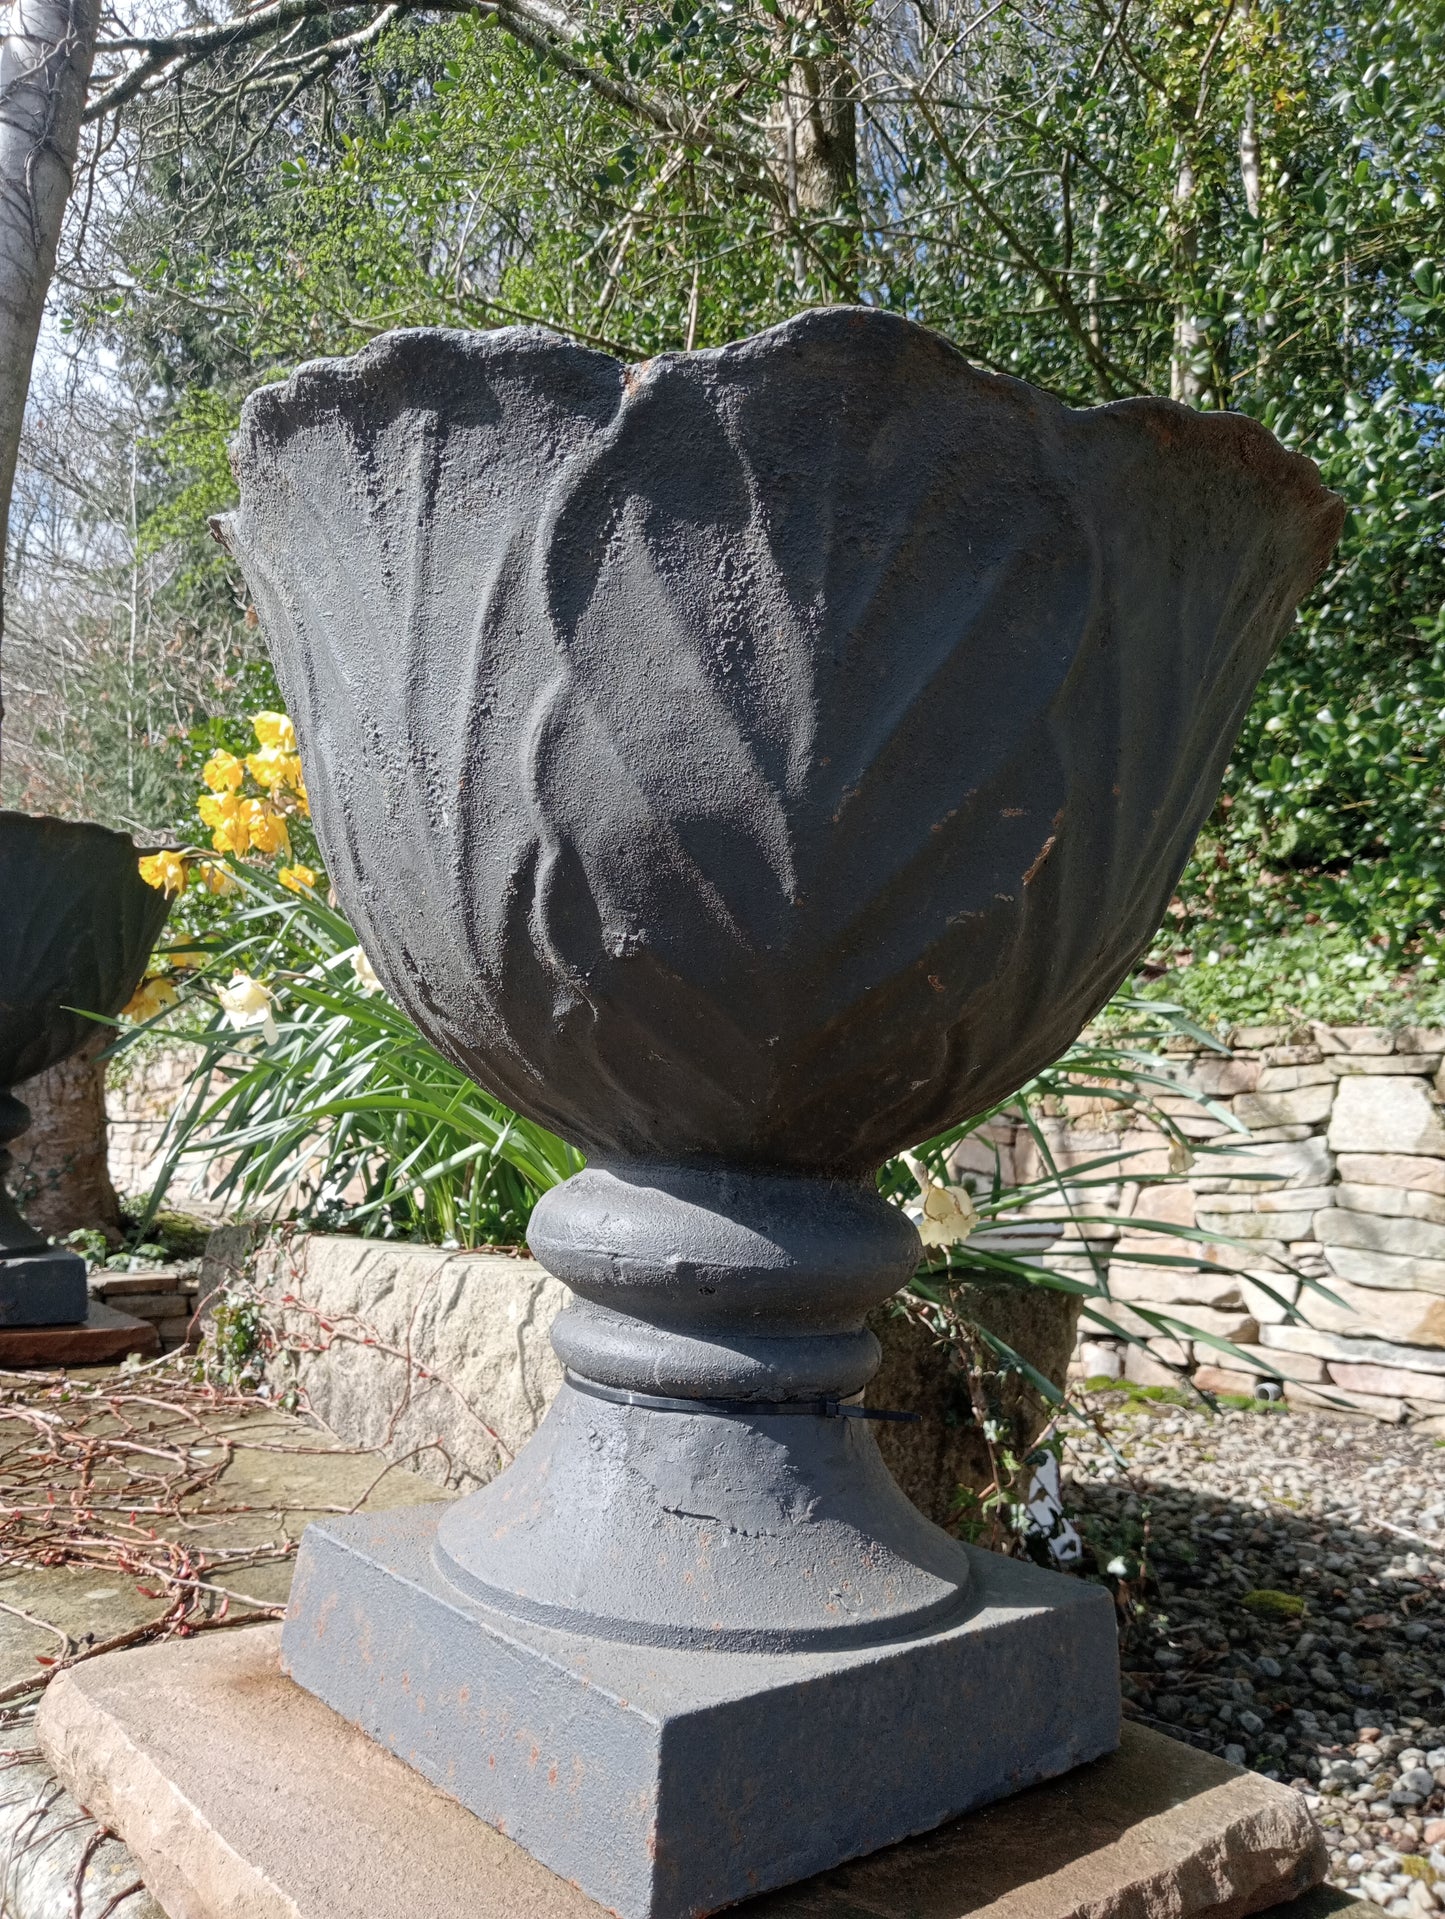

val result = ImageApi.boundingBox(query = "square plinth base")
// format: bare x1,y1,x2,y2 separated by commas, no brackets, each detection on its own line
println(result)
278,1505,1123,1919
34,1624,1331,1919
0,1247,88,1326
0,1298,159,1366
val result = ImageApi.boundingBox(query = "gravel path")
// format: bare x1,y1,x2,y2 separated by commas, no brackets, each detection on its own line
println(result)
1060,1395,1445,1914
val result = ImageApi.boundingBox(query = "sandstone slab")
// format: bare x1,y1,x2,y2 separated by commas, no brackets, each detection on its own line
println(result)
1196,1209,1315,1241
1174,1058,1260,1097
1125,1342,1190,1385
1125,1183,1198,1227
1260,1321,1445,1374
1309,1024,1395,1055
1234,1086,1335,1130
1333,1181,1445,1225
1234,1342,1327,1382
1282,1380,1407,1422
1277,1273,1445,1345
1198,1188,1336,1215
209,1235,570,1489
35,1624,1330,1919
1335,1153,1445,1194
1189,1138,1334,1194
0,1299,159,1367
1255,1065,1335,1092
1109,1301,1258,1343
1315,1206,1445,1261
1321,1243,1445,1297
1326,1359,1445,1402
1240,1277,1297,1325
1192,1365,1277,1397
1200,1238,1289,1274
1329,1054,1443,1076
1327,1077,1445,1157
1108,1269,1248,1310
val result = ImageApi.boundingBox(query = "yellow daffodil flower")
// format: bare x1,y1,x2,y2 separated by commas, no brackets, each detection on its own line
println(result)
122,976,179,1022
251,712,297,753
200,793,250,856
240,799,290,858
201,749,245,793
216,972,279,1043
1168,1137,1194,1176
203,864,238,896
246,744,301,793
163,946,207,970
278,863,318,893
138,850,188,896
197,790,241,830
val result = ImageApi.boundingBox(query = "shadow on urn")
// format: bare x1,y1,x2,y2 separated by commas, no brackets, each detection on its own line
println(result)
220,308,1343,1918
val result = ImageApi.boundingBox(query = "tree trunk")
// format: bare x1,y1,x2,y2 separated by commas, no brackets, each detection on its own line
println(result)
0,0,101,757
868,1279,1082,1532
767,0,858,299
1239,92,1260,219
9,1028,121,1238
1170,147,1205,405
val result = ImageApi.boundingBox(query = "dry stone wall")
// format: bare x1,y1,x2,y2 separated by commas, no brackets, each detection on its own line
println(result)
1057,1024,1445,1427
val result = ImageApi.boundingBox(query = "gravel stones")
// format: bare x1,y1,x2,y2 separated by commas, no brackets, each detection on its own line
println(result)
1061,1395,1445,1911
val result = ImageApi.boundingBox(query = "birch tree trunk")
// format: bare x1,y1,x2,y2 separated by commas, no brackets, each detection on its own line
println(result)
767,0,858,299
0,0,100,759
1170,147,1205,405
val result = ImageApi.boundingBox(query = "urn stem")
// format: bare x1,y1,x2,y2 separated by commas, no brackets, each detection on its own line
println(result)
428,1159,976,1651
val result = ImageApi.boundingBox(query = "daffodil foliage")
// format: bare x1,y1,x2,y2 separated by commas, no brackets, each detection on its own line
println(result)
121,861,585,1248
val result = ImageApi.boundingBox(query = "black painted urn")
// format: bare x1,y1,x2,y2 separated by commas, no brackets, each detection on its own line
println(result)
0,813,171,1324
221,309,1342,1651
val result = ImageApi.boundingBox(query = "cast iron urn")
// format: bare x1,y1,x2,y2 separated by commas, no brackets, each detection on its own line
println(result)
221,308,1343,1917
0,814,171,1324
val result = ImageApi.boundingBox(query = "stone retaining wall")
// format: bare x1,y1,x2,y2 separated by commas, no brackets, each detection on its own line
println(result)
198,1229,1079,1524
1052,1023,1445,1427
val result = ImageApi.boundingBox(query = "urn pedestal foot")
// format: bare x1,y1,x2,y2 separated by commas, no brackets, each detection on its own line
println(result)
280,1503,1122,1919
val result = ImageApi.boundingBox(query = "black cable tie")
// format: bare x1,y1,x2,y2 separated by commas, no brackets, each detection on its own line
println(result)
564,1371,922,1424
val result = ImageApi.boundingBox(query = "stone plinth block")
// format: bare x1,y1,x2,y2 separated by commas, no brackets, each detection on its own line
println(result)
273,1504,1120,1919
35,1624,1329,1919
0,1246,88,1326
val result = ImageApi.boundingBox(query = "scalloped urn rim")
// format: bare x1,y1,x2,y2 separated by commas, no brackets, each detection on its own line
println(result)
220,306,1344,1173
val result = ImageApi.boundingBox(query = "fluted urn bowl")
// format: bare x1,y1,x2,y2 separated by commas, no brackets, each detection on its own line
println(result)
0,814,171,1314
223,309,1342,1651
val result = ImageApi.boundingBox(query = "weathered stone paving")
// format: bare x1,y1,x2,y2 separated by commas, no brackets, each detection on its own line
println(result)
1063,1395,1445,1911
